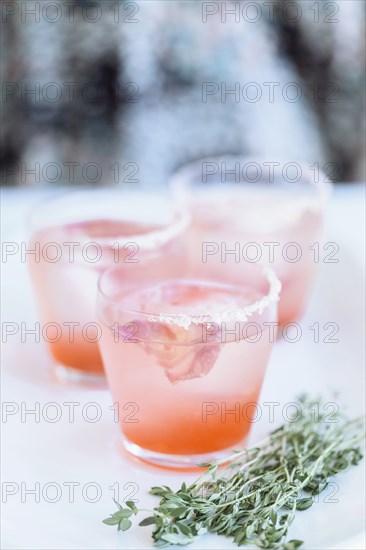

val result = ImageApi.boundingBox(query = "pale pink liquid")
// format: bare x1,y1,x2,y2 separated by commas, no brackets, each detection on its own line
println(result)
98,279,275,455
185,189,324,325
28,220,183,375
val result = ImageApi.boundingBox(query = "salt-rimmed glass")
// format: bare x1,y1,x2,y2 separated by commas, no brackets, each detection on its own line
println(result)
28,189,189,383
97,258,280,469
171,156,330,326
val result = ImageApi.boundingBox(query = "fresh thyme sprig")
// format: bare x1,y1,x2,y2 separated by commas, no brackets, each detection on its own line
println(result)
103,395,365,549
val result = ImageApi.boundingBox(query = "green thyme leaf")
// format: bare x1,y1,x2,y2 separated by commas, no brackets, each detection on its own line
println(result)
139,517,157,526
118,518,132,531
103,395,365,549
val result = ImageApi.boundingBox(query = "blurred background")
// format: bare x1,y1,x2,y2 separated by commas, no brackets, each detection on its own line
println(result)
1,0,365,188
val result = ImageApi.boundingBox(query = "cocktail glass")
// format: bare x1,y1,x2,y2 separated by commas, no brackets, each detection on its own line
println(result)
97,258,280,468
28,189,188,383
171,157,330,326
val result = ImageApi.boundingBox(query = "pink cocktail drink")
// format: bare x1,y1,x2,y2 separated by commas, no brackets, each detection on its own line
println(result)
172,158,330,326
97,260,280,468
28,190,188,381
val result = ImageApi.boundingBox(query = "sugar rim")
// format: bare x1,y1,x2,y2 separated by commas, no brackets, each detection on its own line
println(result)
99,267,281,330
170,156,332,216
28,188,190,252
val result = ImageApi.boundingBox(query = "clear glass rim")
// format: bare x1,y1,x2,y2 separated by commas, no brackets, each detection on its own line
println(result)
28,187,190,251
170,155,332,203
98,265,281,328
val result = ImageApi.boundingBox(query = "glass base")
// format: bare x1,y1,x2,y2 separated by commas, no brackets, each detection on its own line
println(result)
123,437,246,470
53,364,106,387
